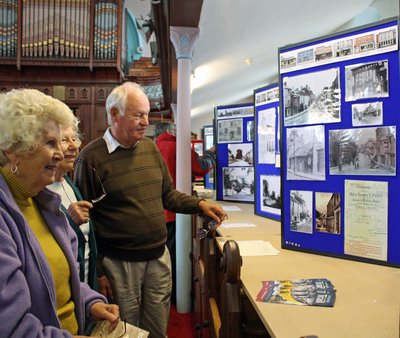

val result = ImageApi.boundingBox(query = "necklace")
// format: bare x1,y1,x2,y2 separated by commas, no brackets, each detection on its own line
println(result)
61,181,74,205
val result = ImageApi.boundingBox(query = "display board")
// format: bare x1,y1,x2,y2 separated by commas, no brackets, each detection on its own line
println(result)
279,17,400,267
203,125,215,189
215,103,254,203
254,84,281,220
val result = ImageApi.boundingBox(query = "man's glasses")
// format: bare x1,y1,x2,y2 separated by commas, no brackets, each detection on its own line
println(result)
98,318,126,338
88,165,107,204
196,215,228,239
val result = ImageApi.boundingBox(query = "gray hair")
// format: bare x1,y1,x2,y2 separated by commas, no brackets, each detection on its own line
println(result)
105,82,146,125
153,121,176,138
0,88,76,165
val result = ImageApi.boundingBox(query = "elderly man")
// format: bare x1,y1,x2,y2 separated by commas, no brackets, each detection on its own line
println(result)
74,82,227,338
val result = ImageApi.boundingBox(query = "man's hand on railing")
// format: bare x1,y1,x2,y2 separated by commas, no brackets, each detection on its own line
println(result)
198,200,228,228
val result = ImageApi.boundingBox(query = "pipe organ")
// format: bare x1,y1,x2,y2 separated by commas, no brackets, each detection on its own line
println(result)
0,0,121,63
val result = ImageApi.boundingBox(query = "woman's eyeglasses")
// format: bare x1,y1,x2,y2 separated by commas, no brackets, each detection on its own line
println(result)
88,165,107,204
196,215,228,239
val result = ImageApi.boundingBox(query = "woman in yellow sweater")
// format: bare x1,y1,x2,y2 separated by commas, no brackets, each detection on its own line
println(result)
0,88,119,337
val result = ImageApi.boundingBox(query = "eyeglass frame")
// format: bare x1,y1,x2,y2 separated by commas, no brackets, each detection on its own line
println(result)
98,318,126,338
196,215,229,239
88,165,107,204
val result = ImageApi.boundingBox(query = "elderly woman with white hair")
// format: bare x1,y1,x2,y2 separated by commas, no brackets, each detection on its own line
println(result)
0,88,119,337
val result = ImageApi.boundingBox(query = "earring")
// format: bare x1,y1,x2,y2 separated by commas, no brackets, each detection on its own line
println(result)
11,164,17,174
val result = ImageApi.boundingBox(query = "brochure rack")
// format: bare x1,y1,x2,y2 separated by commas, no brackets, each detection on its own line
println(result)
254,84,281,220
215,103,254,203
279,17,400,267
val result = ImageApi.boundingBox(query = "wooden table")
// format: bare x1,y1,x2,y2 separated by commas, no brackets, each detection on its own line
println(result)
215,201,400,338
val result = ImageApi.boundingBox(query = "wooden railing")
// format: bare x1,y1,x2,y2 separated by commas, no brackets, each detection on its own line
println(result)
192,214,270,338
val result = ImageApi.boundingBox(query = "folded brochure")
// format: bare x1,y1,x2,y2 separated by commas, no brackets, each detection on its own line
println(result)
256,278,336,307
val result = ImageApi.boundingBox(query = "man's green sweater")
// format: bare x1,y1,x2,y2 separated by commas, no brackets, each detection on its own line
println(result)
74,137,202,262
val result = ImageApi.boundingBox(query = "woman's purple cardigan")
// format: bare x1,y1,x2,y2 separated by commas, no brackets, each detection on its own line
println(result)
0,174,106,337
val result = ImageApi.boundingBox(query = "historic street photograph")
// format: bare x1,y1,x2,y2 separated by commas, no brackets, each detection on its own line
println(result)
315,192,341,234
352,101,383,126
223,167,254,202
290,190,313,234
283,67,341,126
345,60,389,101
329,126,396,175
286,125,326,181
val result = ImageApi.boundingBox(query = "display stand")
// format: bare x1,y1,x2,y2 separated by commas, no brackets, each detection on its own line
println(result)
215,103,254,203
203,125,215,190
254,84,281,220
279,17,400,267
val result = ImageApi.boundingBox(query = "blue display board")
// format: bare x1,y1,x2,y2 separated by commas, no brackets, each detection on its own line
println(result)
215,103,254,203
254,84,281,220
203,125,215,190
279,17,400,267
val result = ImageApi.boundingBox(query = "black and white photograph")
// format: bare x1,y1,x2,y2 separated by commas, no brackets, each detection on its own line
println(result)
283,68,341,126
217,106,254,119
228,143,253,166
258,107,276,164
255,87,279,106
345,60,389,101
217,118,243,143
352,101,383,127
315,192,341,234
204,126,214,135
329,126,396,176
247,120,254,141
290,190,313,234
260,175,281,215
286,125,325,181
223,167,254,202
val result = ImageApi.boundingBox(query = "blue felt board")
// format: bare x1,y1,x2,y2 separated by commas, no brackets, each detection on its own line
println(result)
254,84,281,221
279,17,400,267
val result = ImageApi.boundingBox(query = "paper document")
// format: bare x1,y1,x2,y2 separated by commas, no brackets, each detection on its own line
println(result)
90,320,149,338
218,239,279,256
222,222,256,228
222,205,242,211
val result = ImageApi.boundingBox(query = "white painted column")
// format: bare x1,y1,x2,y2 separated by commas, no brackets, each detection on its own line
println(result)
170,26,199,313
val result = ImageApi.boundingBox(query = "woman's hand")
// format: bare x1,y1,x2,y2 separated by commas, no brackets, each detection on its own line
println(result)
90,302,120,331
67,200,93,225
98,275,113,301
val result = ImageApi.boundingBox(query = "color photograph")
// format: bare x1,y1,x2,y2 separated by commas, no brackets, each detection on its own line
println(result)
315,192,341,234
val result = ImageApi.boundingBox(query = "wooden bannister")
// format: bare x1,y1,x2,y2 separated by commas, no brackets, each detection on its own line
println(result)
192,213,270,338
